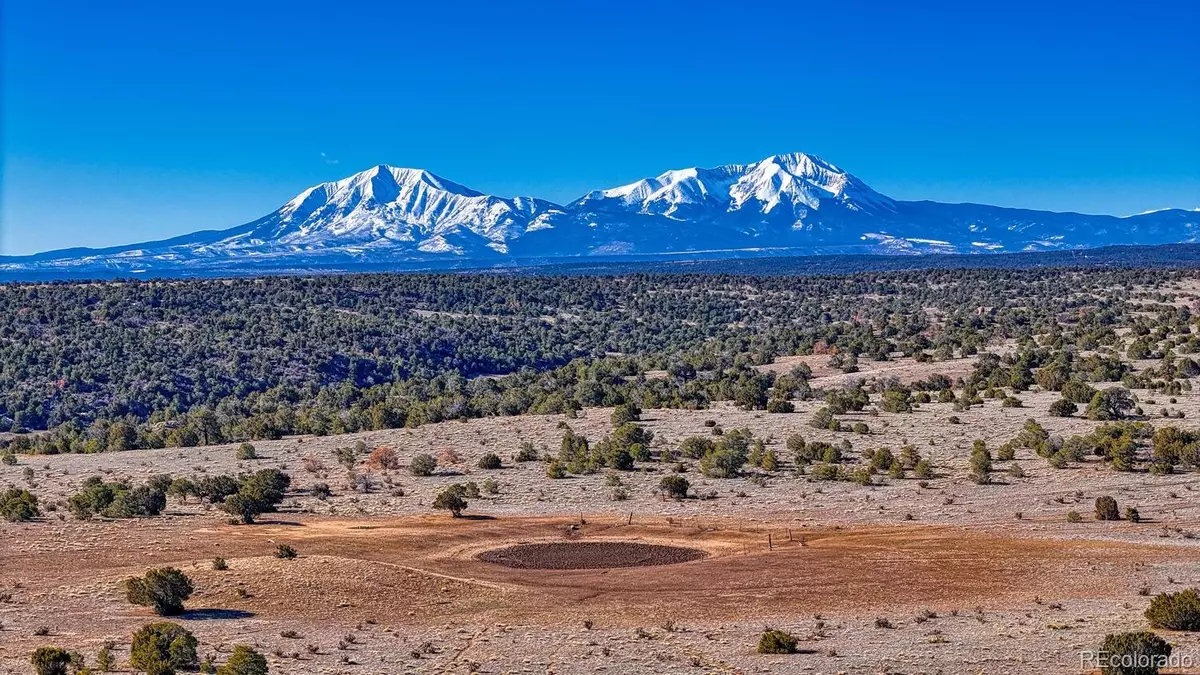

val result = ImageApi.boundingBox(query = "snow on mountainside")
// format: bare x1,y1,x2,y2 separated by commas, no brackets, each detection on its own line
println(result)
3,152,1199,279
194,165,566,256
573,153,896,221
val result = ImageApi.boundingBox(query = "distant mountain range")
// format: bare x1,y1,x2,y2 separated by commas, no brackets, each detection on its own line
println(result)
4,152,1198,279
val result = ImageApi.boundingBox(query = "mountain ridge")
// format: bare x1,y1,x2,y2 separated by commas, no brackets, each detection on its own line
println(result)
4,152,1198,278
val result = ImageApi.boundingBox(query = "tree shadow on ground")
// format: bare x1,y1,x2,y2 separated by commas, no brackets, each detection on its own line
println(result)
181,608,255,620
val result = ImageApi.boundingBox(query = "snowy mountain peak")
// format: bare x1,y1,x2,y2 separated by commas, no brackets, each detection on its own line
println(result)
571,151,895,221
244,164,566,255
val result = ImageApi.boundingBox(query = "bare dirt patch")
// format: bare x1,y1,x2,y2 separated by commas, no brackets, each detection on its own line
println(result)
476,541,706,570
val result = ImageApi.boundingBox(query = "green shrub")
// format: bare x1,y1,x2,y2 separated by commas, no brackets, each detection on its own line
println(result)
0,488,40,522
1049,398,1078,417
68,477,166,520
96,641,116,671
514,442,538,462
1144,588,1200,631
1098,631,1171,675
220,469,291,524
611,403,641,426
477,452,502,469
1062,379,1097,404
275,544,297,559
235,443,257,460
216,645,268,675
913,458,933,479
766,398,794,413
1095,496,1120,521
124,567,194,616
808,407,834,430
409,453,437,476
30,646,72,675
0,453,16,465
545,459,567,479
130,622,198,675
1067,510,1082,523
1087,387,1135,421
756,629,798,654
810,462,841,481
433,487,468,517
659,475,689,499
869,447,894,472
699,446,746,478
968,445,992,485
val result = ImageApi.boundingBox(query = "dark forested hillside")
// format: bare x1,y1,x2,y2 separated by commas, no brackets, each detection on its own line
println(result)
1,267,1194,452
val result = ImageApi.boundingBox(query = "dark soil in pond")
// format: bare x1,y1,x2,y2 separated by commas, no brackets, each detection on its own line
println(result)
476,541,707,570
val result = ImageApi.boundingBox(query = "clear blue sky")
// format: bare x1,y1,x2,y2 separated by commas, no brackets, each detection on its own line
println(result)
2,0,1197,255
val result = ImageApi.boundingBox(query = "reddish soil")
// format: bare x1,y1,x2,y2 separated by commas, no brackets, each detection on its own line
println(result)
476,541,707,569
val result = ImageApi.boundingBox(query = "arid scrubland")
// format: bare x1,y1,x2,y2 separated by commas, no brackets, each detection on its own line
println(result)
2,270,1200,674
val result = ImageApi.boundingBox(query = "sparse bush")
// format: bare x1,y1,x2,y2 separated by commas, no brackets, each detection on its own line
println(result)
433,486,468,517
869,447,894,473
681,436,715,459
611,403,641,426
766,398,794,413
212,558,228,571
545,459,567,479
514,442,538,462
1095,496,1120,521
275,544,297,559
1144,588,1200,631
96,641,116,671
124,567,194,616
756,629,797,654
810,463,841,481
968,444,992,485
1126,507,1141,523
1067,510,1082,523
68,477,166,520
0,487,40,522
1050,399,1078,417
477,452,502,470
809,407,834,430
913,458,933,479
130,622,198,675
660,475,689,499
367,446,399,470
409,453,437,476
220,469,291,524
1098,630,1171,675
30,646,72,675
216,645,268,675
235,443,257,461
699,446,746,478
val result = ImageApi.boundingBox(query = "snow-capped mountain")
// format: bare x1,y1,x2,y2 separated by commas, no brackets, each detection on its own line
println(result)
572,153,896,222
4,152,1198,279
174,164,567,257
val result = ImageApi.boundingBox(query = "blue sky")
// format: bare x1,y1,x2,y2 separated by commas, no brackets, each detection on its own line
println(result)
2,0,1197,255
